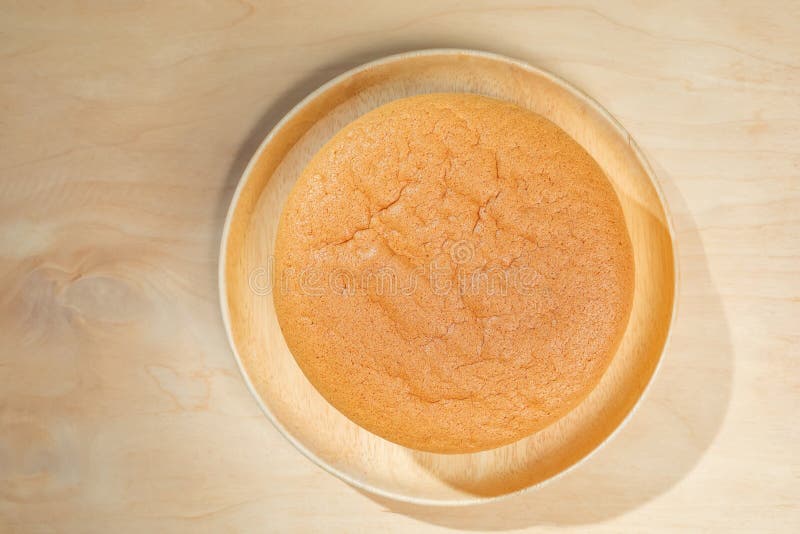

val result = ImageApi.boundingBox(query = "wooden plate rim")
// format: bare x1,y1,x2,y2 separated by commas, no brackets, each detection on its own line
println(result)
218,48,680,506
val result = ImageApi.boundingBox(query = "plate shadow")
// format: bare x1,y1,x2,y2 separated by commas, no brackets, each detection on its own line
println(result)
214,46,733,529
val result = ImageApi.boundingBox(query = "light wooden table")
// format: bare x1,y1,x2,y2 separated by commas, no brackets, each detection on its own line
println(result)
1,2,798,532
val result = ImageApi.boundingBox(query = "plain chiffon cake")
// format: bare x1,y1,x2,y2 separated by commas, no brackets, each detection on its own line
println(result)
273,93,634,453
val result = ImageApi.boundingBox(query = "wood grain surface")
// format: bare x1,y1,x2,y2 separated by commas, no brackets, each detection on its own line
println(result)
1,1,798,532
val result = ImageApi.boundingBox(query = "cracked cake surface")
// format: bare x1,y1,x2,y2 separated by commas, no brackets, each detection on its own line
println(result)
273,93,634,453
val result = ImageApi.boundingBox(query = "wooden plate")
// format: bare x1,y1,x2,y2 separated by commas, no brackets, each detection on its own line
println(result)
219,49,677,505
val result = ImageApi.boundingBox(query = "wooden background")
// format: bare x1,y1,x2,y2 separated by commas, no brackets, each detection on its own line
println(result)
1,1,798,532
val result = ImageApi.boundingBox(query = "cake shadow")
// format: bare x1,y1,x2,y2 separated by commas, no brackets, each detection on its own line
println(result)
361,161,733,529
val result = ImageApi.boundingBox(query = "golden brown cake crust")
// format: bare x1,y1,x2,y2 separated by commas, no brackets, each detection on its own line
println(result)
273,93,634,453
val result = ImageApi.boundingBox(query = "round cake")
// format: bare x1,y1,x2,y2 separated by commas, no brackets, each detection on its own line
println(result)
273,93,634,453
